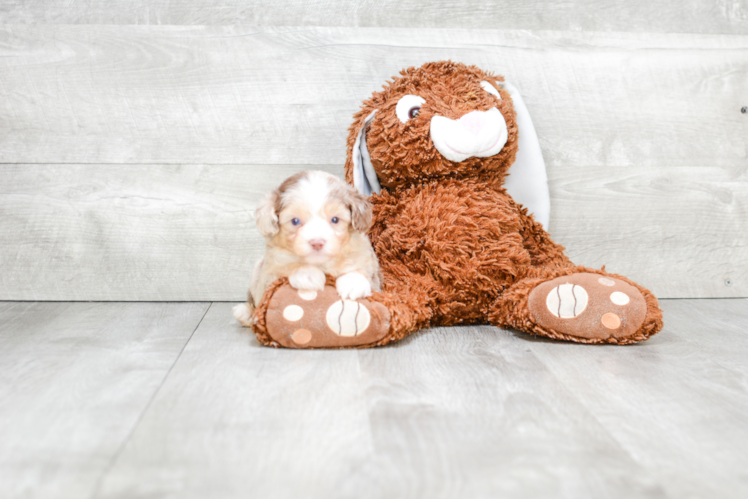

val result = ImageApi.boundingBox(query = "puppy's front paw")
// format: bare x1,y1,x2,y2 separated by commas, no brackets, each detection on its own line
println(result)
289,265,326,291
336,272,372,300
233,303,254,327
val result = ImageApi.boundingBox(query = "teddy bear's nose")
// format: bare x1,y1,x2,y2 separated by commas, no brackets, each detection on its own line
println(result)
430,107,508,163
458,111,487,136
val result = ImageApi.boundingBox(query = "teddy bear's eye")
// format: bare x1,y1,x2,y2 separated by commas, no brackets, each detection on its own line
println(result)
480,81,502,100
396,95,426,123
331,217,339,224
291,218,301,226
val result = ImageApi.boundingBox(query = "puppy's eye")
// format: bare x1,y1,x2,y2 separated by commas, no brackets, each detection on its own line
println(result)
291,218,301,226
331,217,339,224
480,81,502,100
396,94,426,123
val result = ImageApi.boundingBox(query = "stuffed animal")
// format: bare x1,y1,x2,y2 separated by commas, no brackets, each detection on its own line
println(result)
251,61,663,348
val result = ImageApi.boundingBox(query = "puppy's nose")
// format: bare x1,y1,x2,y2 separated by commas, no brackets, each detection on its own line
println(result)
309,239,326,251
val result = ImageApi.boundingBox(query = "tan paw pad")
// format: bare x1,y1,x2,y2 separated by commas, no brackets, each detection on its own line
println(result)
263,283,391,348
601,312,621,330
529,273,647,341
292,328,312,345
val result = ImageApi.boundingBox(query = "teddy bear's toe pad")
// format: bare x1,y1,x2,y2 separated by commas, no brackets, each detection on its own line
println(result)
528,273,647,341
265,284,390,348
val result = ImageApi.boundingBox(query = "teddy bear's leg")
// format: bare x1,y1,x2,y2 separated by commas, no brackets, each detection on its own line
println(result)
489,266,663,344
250,276,432,349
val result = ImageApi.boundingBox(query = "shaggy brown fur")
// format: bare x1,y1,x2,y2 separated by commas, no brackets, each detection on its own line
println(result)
343,61,662,343
253,60,663,346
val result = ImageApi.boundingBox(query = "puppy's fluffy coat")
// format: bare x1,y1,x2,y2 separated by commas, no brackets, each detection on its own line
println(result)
233,170,381,326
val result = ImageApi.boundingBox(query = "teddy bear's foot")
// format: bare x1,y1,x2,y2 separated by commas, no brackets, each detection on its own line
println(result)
528,272,649,342
258,283,391,348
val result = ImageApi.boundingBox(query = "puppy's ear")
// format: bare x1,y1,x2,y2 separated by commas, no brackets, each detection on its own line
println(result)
255,190,281,238
346,186,373,233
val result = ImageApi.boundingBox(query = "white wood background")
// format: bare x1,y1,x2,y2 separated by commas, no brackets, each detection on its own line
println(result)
0,4,746,300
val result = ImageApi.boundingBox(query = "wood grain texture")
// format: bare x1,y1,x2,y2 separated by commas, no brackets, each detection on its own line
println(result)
0,301,209,498
0,163,341,301
94,299,748,497
522,297,748,497
351,327,663,497
1,27,746,300
0,27,746,168
549,164,748,299
1,0,747,35
1,163,745,301
95,302,373,498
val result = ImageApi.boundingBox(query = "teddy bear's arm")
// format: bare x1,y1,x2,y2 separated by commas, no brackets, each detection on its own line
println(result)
517,206,572,268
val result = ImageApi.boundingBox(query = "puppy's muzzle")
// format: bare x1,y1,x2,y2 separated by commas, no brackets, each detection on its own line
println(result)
309,239,326,251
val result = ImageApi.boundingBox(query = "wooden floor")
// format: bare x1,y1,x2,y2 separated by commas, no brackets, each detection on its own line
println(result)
1,299,747,498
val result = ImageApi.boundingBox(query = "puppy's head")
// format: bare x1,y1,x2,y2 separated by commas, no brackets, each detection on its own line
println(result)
256,170,372,264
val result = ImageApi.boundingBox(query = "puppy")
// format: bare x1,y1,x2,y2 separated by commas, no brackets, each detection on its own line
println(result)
233,170,381,327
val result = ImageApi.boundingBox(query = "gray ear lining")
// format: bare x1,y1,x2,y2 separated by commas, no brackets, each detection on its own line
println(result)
352,110,381,196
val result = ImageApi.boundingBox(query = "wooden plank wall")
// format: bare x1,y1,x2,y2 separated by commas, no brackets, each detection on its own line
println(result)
0,2,746,300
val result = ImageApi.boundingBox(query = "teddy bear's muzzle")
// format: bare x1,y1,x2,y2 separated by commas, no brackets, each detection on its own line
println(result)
430,107,508,163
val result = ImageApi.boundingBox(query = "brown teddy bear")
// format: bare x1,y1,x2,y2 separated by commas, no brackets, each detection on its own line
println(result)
252,61,663,348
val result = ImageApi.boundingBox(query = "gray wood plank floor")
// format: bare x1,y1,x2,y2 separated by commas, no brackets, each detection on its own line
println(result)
1,299,747,497
0,302,210,498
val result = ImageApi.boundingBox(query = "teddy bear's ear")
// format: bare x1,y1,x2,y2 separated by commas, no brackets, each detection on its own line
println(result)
501,81,551,230
350,110,381,196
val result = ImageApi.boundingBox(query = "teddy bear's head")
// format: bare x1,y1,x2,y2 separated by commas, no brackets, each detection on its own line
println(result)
345,61,519,193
